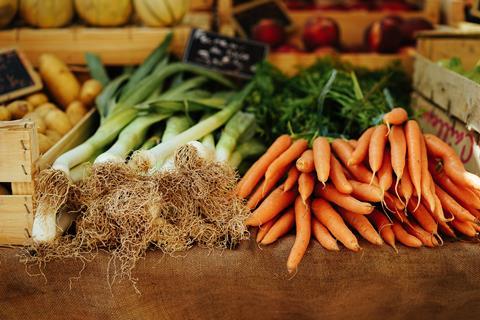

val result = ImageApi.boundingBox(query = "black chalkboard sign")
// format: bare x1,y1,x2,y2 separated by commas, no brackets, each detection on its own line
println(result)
0,48,42,103
183,29,268,79
232,0,293,38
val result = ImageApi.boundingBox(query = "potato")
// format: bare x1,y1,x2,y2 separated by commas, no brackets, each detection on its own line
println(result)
0,184,10,195
45,129,63,143
39,53,81,109
35,102,58,118
66,100,88,124
7,100,34,119
27,93,49,107
23,112,47,133
0,106,11,121
44,109,72,135
79,79,102,106
38,133,54,154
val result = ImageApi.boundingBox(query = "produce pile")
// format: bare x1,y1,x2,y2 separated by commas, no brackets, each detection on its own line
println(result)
0,54,100,154
437,57,480,84
239,108,480,273
26,34,264,285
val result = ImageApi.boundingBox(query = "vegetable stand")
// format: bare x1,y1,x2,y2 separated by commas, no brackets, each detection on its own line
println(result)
1,240,479,320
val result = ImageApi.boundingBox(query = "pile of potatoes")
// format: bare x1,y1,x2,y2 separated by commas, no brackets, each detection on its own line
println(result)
0,53,102,154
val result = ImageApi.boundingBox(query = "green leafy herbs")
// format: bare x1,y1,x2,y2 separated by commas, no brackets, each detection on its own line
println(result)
245,57,411,145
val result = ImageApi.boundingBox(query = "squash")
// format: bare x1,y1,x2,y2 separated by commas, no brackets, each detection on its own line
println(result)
20,0,73,28
0,0,17,28
133,0,189,27
75,0,132,27
0,105,11,121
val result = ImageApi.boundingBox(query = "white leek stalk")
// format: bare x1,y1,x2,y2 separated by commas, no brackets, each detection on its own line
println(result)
95,113,170,164
228,140,267,168
215,112,255,162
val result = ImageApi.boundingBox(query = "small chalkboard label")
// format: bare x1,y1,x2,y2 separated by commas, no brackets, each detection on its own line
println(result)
183,28,268,79
232,0,293,38
0,48,42,103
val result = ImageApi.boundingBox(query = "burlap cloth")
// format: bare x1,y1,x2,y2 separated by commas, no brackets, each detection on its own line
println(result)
1,236,479,320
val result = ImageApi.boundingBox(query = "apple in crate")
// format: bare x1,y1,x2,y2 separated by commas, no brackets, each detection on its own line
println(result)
302,17,340,51
365,16,402,53
251,19,286,48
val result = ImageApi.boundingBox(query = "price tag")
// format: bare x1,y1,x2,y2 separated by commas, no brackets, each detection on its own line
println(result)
232,0,293,38
183,28,268,79
0,48,42,103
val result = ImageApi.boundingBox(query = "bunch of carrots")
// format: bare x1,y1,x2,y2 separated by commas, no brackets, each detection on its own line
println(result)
237,107,480,273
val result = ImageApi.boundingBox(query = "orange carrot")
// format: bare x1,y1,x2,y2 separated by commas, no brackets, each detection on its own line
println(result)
311,218,340,251
298,173,315,203
405,120,423,210
369,209,396,250
349,180,383,202
247,180,266,210
368,124,389,181
383,107,408,131
457,198,480,220
348,139,358,149
237,135,292,198
434,184,478,223
332,139,378,185
296,149,315,173
378,150,393,194
424,134,480,190
384,191,405,212
283,166,300,192
287,197,312,273
256,218,276,243
311,198,360,251
315,183,374,215
399,169,413,205
245,185,297,226
389,125,407,199
429,162,480,209
349,127,374,166
265,139,308,187
247,163,290,209
407,199,438,235
261,163,292,198
339,208,383,245
312,137,331,184
261,207,295,245
438,220,457,238
404,221,439,248
330,154,353,194
392,222,423,248
420,135,436,212
449,219,477,237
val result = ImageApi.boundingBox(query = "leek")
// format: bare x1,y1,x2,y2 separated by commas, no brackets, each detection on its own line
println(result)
140,126,164,150
215,112,255,162
95,113,171,164
85,52,110,86
138,83,253,168
228,140,267,168
162,115,192,142
200,114,215,151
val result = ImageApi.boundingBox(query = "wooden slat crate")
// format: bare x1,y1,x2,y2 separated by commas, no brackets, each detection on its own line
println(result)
0,110,98,245
269,51,414,75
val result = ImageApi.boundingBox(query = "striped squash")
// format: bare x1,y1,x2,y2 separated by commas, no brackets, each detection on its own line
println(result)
133,0,189,27
75,0,132,27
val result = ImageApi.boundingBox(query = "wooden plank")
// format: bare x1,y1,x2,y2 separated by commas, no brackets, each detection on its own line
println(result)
0,26,196,66
190,0,214,11
268,52,413,76
11,182,34,196
413,54,480,132
0,195,33,245
0,121,35,183
412,93,480,175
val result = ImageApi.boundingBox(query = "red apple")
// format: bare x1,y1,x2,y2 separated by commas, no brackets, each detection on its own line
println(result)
400,17,434,45
251,19,286,48
365,16,403,53
302,17,340,51
276,44,303,53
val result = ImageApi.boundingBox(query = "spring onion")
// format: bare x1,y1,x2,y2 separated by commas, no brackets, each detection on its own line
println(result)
228,139,267,168
215,111,255,162
140,126,164,150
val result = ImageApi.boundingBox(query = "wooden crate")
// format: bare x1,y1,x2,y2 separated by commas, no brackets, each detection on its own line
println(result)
287,0,440,48
440,0,465,26
417,30,480,69
0,110,98,245
190,0,214,11
412,92,480,175
0,26,194,66
268,51,414,75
